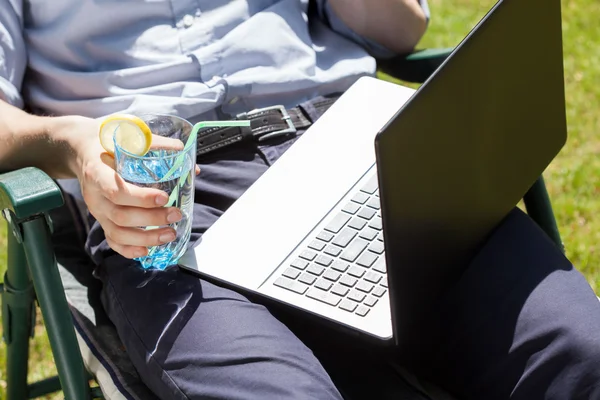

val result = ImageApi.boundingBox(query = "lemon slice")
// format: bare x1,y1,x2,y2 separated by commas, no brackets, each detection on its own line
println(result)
99,114,152,156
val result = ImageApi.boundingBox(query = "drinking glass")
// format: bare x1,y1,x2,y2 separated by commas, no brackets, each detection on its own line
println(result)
114,114,196,270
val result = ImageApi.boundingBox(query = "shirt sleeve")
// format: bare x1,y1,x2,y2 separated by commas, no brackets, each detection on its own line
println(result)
0,0,26,108
314,0,431,59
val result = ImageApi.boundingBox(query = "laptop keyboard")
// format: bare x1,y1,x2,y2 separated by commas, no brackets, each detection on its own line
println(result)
273,174,388,317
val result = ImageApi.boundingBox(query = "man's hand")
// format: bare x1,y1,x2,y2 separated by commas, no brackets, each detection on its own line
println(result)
0,99,202,259
328,0,428,55
57,115,190,259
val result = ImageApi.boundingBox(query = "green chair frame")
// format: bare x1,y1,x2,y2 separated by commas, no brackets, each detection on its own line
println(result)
0,49,562,400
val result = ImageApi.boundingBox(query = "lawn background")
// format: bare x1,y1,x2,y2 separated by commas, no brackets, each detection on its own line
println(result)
0,0,598,397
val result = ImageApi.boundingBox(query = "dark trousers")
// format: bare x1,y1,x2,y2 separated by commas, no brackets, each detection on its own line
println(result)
84,101,600,400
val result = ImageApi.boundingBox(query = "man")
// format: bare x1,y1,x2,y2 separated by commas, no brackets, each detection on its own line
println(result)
1,1,599,399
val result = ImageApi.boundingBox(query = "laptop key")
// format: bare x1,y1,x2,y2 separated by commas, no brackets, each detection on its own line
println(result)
377,232,384,242
368,241,385,255
356,280,374,293
339,275,358,287
317,231,334,242
291,259,309,270
359,228,378,241
380,276,388,288
331,260,350,273
332,228,357,248
324,212,351,233
364,270,382,284
348,290,366,303
331,284,350,297
274,277,308,294
355,305,370,317
342,202,361,215
364,296,379,307
340,238,369,262
324,245,342,257
282,268,301,280
315,254,333,267
323,270,342,282
372,286,387,297
299,250,317,261
308,240,326,251
347,265,366,278
307,264,325,276
366,197,380,210
306,288,342,306
357,207,377,220
315,279,333,291
372,262,386,274
368,216,383,230
348,217,367,230
339,299,358,313
360,175,378,194
299,273,317,286
356,251,378,268
351,192,369,204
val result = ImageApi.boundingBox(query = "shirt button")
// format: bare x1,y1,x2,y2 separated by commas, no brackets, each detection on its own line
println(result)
182,14,195,28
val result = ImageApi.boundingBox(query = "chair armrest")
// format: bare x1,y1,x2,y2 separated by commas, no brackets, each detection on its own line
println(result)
377,48,454,84
0,167,91,398
0,167,64,220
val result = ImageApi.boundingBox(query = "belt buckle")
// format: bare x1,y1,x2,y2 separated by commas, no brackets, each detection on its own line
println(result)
242,105,297,141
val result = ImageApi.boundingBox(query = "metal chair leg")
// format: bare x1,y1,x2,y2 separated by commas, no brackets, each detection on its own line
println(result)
3,226,35,400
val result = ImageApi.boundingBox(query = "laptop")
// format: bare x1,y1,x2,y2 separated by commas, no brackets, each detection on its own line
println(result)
179,0,567,347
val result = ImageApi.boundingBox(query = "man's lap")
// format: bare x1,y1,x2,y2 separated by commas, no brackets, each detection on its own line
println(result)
83,118,600,399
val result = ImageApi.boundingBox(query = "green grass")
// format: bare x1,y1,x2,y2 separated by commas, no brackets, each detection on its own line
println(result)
0,0,598,397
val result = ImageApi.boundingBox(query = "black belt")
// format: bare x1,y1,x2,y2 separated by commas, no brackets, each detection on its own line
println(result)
196,95,339,156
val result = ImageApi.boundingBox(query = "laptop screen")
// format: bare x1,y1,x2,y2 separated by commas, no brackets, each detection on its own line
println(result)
375,0,567,350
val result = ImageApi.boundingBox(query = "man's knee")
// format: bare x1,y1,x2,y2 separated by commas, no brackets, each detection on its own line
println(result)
507,262,600,399
565,319,600,367
554,316,600,395
422,209,600,399
512,314,600,399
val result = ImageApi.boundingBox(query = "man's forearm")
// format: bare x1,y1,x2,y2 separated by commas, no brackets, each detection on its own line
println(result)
0,100,77,178
327,0,427,55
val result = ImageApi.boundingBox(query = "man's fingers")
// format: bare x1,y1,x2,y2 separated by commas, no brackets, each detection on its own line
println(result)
105,237,148,259
103,219,177,247
150,135,185,151
107,204,182,228
101,170,170,208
